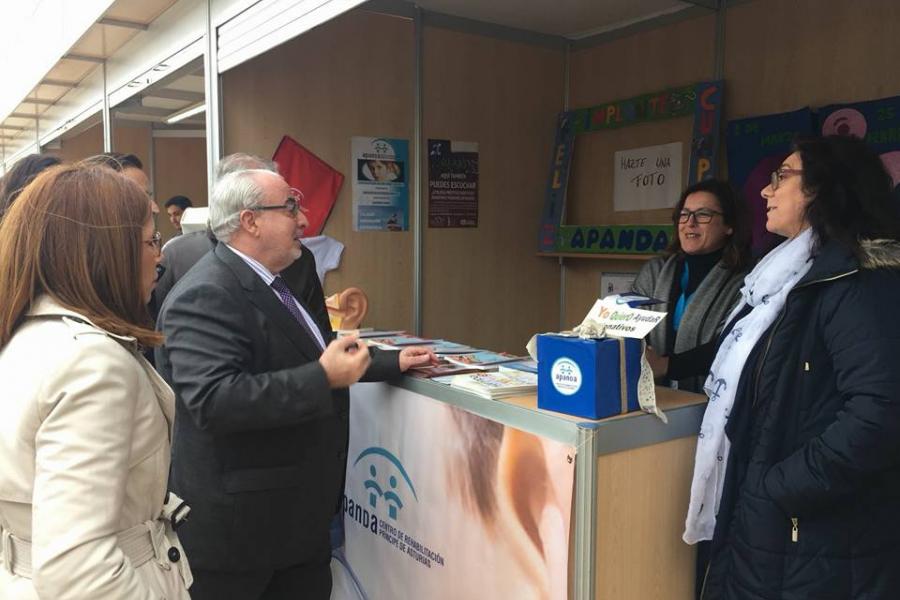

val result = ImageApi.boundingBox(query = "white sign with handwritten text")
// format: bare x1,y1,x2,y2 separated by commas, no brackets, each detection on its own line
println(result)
581,297,667,339
613,141,683,212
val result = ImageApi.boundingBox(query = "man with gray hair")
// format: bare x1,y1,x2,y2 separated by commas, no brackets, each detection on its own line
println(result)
155,168,434,599
214,152,278,178
150,153,321,320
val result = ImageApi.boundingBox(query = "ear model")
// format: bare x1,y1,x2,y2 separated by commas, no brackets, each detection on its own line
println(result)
325,287,369,330
337,287,368,329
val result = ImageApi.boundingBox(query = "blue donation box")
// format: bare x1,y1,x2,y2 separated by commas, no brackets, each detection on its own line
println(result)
536,334,643,419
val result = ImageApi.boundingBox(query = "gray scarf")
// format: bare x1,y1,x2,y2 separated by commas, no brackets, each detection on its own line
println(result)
633,254,746,392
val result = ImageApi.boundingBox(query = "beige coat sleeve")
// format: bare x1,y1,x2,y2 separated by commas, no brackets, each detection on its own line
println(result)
31,334,157,600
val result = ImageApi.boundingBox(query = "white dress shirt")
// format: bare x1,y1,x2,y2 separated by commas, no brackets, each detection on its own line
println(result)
225,244,326,350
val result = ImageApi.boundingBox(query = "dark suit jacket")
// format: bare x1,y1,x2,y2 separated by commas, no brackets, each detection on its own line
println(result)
152,231,213,310
152,231,326,324
155,243,400,571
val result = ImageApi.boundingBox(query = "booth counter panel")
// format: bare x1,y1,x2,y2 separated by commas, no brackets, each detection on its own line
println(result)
342,377,707,599
342,382,578,600
396,376,707,455
595,436,698,599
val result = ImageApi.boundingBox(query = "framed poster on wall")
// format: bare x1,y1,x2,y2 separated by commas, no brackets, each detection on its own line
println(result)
352,136,409,231
427,139,479,228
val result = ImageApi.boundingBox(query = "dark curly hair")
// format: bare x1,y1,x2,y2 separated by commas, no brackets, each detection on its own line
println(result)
793,135,900,255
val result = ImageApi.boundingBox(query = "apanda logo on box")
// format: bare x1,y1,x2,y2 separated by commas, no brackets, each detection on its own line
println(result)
551,358,581,395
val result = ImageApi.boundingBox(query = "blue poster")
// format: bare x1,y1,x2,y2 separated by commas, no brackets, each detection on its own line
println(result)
352,137,410,231
726,108,815,255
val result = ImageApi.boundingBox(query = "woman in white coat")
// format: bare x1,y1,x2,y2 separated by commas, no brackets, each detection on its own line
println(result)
0,163,192,599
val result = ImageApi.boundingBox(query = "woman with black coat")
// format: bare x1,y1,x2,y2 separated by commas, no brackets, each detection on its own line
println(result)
686,135,900,599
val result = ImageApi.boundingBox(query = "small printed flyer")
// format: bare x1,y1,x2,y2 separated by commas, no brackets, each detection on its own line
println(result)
427,139,479,228
352,137,409,231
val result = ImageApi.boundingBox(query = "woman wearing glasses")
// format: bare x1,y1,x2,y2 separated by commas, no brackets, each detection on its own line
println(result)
0,164,192,598
691,135,900,599
633,178,751,392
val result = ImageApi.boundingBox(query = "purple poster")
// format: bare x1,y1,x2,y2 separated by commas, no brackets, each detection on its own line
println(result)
427,139,479,228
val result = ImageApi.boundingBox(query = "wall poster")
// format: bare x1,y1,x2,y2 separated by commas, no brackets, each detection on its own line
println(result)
352,137,409,231
427,139,479,228
726,108,815,255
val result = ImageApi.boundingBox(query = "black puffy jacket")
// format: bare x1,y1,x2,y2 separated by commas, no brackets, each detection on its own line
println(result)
702,240,900,600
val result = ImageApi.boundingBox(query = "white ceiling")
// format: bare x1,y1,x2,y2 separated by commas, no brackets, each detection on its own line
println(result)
0,0,180,154
410,0,702,39
3,0,721,159
113,61,206,127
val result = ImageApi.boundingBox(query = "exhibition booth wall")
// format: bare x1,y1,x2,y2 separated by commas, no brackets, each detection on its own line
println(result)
55,123,207,242
562,0,900,332
21,0,900,354
222,10,565,345
222,0,900,353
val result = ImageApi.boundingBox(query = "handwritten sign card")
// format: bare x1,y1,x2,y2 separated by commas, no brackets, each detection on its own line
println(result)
581,297,666,339
613,141,683,212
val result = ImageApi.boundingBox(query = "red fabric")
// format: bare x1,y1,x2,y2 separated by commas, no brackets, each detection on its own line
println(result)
272,135,343,237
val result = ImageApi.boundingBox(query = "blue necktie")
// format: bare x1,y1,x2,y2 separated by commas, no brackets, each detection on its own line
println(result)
270,276,323,349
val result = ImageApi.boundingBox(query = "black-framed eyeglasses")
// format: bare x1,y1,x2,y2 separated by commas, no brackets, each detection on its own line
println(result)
770,168,802,191
677,209,723,224
248,188,307,218
144,231,162,255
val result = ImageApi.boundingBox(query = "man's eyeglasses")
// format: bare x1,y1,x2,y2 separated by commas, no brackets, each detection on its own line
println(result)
770,168,802,191
677,209,723,224
249,189,306,218
144,231,162,255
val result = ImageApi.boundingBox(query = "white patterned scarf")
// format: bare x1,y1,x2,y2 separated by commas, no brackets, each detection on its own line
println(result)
683,227,816,544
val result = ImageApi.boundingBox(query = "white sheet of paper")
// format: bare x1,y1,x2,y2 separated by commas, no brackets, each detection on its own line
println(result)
613,141,683,212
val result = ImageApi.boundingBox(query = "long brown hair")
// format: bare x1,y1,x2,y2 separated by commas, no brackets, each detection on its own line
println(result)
0,162,162,348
